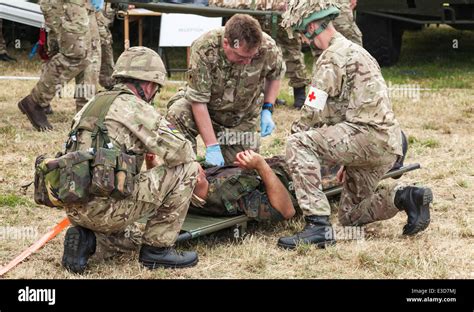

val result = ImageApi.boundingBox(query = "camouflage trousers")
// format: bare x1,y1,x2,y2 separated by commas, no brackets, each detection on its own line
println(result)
334,3,363,46
75,10,101,110
31,0,91,108
0,19,7,54
166,92,260,164
286,123,402,226
97,10,115,90
65,161,199,256
259,18,309,89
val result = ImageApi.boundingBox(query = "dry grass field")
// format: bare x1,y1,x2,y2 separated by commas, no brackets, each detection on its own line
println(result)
0,26,473,279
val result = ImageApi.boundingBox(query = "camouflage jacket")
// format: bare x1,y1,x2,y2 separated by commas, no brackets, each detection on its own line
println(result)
208,0,286,11
71,84,196,168
184,27,285,127
294,33,403,156
190,156,340,221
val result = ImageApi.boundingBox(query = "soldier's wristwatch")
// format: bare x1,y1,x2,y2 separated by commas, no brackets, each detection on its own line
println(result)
262,102,274,113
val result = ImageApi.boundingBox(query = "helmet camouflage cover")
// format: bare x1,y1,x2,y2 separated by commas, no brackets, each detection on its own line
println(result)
281,0,340,32
112,46,167,86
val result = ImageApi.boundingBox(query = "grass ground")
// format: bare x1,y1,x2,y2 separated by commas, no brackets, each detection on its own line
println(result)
0,26,473,279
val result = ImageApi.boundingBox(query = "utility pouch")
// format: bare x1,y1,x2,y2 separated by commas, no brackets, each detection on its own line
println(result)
90,147,117,197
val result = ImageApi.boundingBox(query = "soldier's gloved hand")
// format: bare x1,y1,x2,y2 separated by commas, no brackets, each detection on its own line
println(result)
90,0,104,11
205,144,225,166
260,109,275,137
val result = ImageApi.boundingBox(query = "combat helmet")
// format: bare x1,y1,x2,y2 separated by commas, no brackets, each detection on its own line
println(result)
112,46,167,87
281,0,340,39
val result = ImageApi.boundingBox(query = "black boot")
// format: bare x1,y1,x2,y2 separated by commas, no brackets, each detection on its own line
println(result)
293,86,306,109
62,226,96,274
139,245,198,269
395,186,433,235
278,215,335,249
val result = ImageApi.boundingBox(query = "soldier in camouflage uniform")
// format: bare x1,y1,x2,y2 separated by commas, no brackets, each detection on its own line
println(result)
277,0,432,249
97,3,116,90
209,0,309,108
0,19,16,62
75,4,102,112
333,0,362,46
166,14,285,166
61,47,200,273
17,0,92,131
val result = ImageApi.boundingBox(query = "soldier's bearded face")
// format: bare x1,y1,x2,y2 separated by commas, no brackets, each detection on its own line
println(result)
223,38,259,65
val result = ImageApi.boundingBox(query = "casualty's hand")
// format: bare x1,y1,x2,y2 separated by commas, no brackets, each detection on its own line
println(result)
90,0,104,11
205,144,225,166
260,109,275,137
234,150,265,171
145,153,158,170
336,166,346,183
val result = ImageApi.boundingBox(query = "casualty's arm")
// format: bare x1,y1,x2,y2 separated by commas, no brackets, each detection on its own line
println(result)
235,150,295,219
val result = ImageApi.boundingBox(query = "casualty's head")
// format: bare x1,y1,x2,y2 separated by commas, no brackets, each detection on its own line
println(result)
112,46,167,103
281,0,340,49
223,14,263,65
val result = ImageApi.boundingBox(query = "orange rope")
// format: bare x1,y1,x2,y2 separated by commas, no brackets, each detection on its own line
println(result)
0,217,70,277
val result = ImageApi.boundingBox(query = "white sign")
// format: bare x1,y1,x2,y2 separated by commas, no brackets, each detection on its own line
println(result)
159,13,222,47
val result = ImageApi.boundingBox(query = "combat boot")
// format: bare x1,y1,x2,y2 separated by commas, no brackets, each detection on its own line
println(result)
62,226,96,274
17,95,53,131
278,215,336,249
43,105,54,115
293,86,306,109
394,186,433,235
139,245,198,269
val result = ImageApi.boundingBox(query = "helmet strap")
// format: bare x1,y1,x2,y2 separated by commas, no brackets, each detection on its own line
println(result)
304,18,331,40
133,81,148,102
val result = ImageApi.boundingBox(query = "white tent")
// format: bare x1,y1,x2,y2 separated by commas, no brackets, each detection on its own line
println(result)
0,0,44,28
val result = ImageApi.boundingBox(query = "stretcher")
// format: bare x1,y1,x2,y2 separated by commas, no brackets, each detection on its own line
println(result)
176,163,421,242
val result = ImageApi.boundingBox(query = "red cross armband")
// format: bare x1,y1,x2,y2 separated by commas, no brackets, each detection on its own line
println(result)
304,86,328,111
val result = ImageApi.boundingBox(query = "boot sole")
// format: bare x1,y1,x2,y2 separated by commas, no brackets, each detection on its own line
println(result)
277,239,336,250
403,188,433,236
140,257,199,270
62,227,95,274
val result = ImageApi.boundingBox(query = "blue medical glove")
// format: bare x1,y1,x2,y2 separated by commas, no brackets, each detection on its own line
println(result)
90,0,104,11
205,144,225,166
260,109,275,137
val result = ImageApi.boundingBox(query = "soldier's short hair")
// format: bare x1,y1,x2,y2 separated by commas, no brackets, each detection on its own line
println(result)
224,14,263,51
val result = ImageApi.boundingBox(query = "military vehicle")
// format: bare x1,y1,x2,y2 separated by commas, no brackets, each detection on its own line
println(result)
356,0,474,66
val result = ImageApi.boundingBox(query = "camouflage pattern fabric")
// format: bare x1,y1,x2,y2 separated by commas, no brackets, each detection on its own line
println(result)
208,0,286,10
191,156,341,221
39,0,62,57
0,19,7,55
167,90,260,164
31,0,91,108
66,160,199,248
333,0,362,46
286,32,403,226
209,1,309,92
259,19,310,88
292,33,402,155
97,8,115,89
75,10,101,110
65,83,198,248
166,27,285,163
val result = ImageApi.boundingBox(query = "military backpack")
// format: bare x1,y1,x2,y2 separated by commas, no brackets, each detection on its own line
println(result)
34,91,138,208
